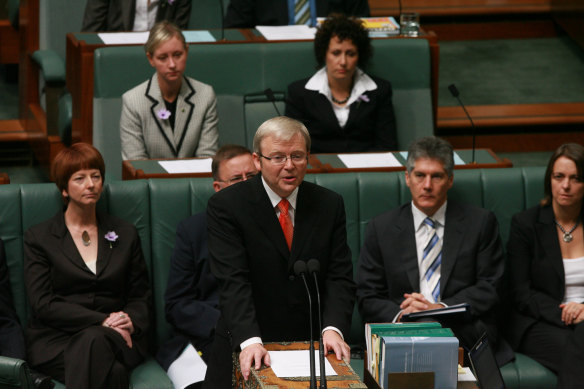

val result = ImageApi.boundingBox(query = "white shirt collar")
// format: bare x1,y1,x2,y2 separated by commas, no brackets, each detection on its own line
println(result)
261,176,299,210
304,67,377,106
411,200,447,231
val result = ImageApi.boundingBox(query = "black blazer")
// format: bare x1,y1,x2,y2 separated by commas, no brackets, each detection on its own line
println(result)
207,175,356,349
224,0,370,28
506,205,579,349
157,212,219,370
82,0,192,32
0,238,26,359
357,201,504,327
286,75,397,153
23,212,152,366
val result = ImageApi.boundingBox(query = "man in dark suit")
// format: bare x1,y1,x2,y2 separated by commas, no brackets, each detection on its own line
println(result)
205,116,356,388
224,0,370,28
82,0,191,32
156,145,257,389
357,136,513,365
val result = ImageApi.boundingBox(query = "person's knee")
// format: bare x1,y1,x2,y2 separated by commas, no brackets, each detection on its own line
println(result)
65,326,113,356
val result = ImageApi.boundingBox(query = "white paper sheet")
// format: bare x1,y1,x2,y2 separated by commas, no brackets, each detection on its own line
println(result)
457,366,477,382
166,344,207,389
98,32,150,45
98,30,216,45
256,25,316,40
337,152,401,168
158,158,212,173
400,151,465,165
268,350,338,378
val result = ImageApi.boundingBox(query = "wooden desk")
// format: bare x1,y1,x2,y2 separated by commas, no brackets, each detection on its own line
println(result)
0,173,10,185
65,31,439,147
234,342,366,388
122,149,512,180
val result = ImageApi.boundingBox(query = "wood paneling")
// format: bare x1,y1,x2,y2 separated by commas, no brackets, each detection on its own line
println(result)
370,0,551,17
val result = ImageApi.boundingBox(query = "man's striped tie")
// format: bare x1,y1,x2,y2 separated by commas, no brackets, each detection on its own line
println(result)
421,217,442,302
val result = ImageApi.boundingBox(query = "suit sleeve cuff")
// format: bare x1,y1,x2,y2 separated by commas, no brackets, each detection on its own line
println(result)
240,337,263,351
322,326,343,340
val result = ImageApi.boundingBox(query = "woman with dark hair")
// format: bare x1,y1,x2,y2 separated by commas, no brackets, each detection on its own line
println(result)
507,143,584,389
120,21,218,160
285,13,396,153
24,143,151,389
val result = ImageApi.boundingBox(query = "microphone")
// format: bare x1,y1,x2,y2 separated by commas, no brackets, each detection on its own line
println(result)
448,84,477,164
264,88,282,116
218,0,225,41
294,261,317,389
307,259,327,389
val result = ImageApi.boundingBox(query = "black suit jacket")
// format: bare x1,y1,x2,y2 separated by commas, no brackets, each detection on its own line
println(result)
506,205,579,349
157,212,219,370
82,0,192,32
207,175,355,349
357,201,505,338
0,238,26,359
286,75,397,153
23,212,152,366
224,0,370,28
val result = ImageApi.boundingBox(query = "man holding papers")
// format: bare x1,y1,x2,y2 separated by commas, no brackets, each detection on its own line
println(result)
356,136,513,365
204,117,355,388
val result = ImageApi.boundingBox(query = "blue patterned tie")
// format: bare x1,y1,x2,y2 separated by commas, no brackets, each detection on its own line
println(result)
294,0,311,25
421,217,442,302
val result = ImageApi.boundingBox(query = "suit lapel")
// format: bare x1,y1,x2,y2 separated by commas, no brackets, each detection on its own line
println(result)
396,205,420,291
290,182,316,263
173,77,196,155
249,176,291,260
96,213,115,276
536,206,565,282
51,213,91,273
312,91,343,133
146,75,178,156
441,202,465,293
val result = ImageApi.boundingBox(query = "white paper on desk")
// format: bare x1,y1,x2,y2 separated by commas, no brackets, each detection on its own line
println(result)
158,158,212,173
268,350,337,378
458,366,476,382
338,152,401,168
98,32,149,45
256,25,316,40
399,151,465,165
166,344,206,389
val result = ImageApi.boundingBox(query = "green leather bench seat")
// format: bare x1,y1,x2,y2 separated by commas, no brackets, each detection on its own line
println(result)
0,167,556,388
93,38,434,180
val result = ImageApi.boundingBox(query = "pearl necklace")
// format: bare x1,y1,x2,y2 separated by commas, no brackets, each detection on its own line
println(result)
331,94,350,105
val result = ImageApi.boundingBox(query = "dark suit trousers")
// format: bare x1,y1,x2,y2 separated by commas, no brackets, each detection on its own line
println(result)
520,321,584,389
202,318,232,389
34,326,143,389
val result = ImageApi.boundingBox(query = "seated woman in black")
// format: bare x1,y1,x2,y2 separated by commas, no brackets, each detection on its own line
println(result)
23,143,151,389
507,143,584,389
285,13,397,153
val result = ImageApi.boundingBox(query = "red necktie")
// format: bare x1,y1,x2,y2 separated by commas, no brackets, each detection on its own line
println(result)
277,199,293,250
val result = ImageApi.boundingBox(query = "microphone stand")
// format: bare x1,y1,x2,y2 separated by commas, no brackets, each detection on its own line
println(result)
448,84,477,164
294,261,317,389
308,259,327,389
264,88,282,116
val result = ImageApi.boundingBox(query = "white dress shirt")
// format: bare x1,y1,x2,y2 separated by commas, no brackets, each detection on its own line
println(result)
304,67,377,128
133,0,158,31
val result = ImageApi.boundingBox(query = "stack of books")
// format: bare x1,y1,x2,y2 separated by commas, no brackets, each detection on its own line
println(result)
366,322,459,389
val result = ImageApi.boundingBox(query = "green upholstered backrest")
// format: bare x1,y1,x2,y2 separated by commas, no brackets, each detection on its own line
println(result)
187,0,229,30
39,0,87,59
0,167,545,350
92,38,434,180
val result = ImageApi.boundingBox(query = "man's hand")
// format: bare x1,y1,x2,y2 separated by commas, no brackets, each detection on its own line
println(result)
239,343,270,381
398,293,442,321
560,302,584,325
322,330,351,362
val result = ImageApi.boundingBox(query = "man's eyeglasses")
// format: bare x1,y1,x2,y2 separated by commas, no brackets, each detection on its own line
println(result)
259,153,307,165
220,172,257,184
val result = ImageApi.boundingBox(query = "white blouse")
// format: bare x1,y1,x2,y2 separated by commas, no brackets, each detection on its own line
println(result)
563,256,584,303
